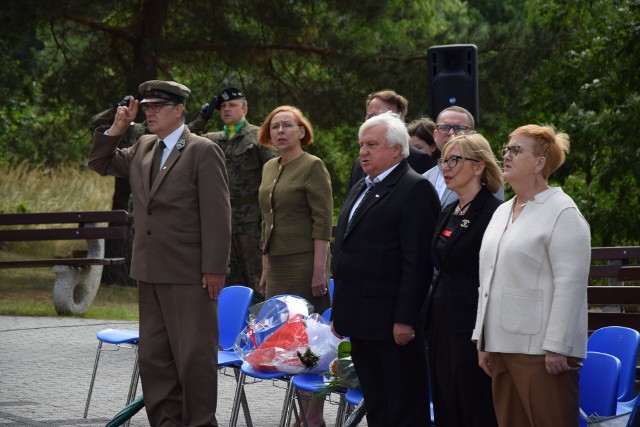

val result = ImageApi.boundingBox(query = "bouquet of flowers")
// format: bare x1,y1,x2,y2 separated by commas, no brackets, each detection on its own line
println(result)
233,295,344,374
321,341,360,394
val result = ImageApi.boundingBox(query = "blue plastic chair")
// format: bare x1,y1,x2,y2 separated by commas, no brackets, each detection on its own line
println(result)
588,326,640,402
579,351,621,427
617,391,640,416
83,328,140,424
329,278,335,302
219,285,254,351
345,388,363,406
217,286,254,426
229,294,310,427
285,309,346,426
229,361,295,427
344,388,363,421
341,384,435,425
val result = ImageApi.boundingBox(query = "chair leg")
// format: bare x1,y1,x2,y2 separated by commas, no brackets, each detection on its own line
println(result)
334,394,346,427
83,341,104,418
124,346,140,427
229,371,247,427
231,367,253,427
285,386,304,427
343,400,367,427
278,379,295,427
126,346,140,404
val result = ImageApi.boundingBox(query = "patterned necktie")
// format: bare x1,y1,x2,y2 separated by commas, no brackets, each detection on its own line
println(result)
151,140,166,183
345,181,376,235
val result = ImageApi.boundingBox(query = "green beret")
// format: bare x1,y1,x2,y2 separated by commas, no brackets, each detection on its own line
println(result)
139,80,191,105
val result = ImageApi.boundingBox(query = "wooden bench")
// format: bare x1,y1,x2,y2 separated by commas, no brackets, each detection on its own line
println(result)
0,210,129,315
588,246,640,332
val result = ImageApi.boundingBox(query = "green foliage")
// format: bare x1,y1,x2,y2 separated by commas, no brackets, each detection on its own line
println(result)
307,124,359,218
0,0,638,245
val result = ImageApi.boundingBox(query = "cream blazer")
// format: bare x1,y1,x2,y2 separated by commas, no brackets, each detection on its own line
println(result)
472,188,591,358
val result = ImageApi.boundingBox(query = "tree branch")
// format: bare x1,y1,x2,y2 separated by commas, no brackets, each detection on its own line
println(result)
62,14,136,44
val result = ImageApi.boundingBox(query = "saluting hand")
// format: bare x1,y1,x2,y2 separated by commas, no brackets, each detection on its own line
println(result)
108,96,139,136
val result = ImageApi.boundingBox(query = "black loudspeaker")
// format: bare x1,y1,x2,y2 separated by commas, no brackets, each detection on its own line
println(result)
428,44,479,124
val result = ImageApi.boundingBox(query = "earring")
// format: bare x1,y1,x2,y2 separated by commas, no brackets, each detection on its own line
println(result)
534,175,539,186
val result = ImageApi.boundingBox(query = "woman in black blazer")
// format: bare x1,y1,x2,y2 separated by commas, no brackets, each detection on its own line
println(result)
427,133,502,427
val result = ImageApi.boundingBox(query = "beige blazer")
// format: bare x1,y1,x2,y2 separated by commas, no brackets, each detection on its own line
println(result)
89,126,231,285
472,188,591,358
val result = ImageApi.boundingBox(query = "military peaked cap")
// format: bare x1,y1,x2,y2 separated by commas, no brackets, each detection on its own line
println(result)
139,80,191,105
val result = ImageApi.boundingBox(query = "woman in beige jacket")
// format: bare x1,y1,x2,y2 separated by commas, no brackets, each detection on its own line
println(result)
472,125,591,427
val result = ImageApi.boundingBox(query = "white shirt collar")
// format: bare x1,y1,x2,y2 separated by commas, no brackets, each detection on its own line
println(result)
158,124,185,166
367,162,400,186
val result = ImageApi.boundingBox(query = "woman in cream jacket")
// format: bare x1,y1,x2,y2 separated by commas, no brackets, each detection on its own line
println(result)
472,125,590,427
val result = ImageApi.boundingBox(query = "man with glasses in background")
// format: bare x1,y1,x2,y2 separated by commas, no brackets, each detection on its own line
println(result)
89,80,231,426
348,89,434,190
423,106,503,208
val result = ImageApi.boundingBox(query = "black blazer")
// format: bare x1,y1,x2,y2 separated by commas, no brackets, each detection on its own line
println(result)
426,186,502,334
332,160,440,341
348,145,434,190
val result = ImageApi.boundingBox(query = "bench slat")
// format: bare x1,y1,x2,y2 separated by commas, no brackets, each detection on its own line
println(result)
0,210,128,226
589,313,640,331
0,225,128,242
589,264,625,279
591,246,640,261
618,266,640,282
0,258,125,268
588,286,640,305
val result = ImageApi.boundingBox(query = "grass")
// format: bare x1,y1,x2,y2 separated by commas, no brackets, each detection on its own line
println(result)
0,267,139,319
0,163,139,320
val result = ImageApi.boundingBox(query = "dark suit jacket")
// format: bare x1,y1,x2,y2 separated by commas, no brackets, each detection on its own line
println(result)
426,186,502,333
332,160,440,341
348,145,434,190
89,126,232,285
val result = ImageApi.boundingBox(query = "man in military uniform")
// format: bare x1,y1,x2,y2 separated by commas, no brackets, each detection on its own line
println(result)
189,87,277,302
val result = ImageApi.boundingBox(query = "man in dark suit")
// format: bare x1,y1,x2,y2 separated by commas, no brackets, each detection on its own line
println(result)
347,89,434,190
89,80,231,426
332,112,440,426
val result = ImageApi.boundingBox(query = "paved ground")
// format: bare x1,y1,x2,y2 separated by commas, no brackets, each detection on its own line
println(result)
0,316,358,427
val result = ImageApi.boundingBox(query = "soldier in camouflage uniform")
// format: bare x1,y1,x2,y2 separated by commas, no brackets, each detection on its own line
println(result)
91,96,149,285
188,88,277,303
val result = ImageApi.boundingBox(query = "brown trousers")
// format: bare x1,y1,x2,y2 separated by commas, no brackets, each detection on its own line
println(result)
488,352,580,427
138,282,219,427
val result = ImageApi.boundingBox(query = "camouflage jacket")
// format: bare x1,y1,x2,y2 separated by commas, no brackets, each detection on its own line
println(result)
202,122,278,225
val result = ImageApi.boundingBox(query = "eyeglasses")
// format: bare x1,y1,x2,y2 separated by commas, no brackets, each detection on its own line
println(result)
501,145,539,157
437,155,479,169
270,122,299,131
141,103,175,113
435,124,471,135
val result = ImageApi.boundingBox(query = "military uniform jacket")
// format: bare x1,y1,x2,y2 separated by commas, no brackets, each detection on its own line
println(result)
89,126,232,285
203,123,278,225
